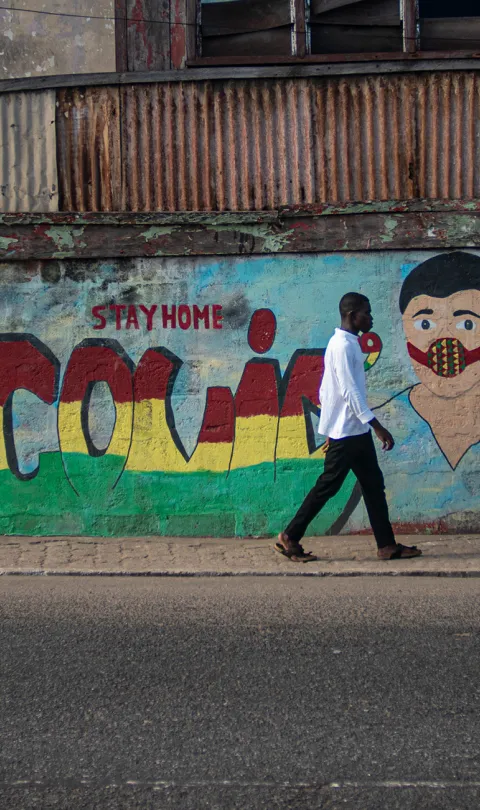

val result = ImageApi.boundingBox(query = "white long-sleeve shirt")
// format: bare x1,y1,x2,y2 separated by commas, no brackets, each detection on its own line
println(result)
318,328,375,440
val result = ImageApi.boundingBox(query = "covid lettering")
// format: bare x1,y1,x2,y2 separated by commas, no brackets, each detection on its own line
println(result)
0,313,382,486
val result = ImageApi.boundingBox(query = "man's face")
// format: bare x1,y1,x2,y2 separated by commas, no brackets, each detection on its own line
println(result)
403,290,480,397
353,301,373,334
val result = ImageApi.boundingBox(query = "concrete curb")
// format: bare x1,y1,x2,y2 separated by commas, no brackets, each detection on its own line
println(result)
2,568,480,577
2,535,480,578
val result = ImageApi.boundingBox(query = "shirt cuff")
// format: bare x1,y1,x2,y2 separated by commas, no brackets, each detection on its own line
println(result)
357,408,375,425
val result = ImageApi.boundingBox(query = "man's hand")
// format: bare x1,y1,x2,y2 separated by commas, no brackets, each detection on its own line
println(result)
374,424,395,451
369,417,394,451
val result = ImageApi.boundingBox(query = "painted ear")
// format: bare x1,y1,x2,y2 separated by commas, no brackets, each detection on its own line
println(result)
359,332,382,371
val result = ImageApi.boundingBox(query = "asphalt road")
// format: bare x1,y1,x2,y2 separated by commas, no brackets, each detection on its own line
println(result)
1,576,480,810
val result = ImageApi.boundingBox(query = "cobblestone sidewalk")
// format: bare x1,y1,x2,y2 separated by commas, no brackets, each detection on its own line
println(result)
1,535,480,576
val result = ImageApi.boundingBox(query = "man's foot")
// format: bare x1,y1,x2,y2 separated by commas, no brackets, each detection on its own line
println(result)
377,542,422,560
273,532,317,563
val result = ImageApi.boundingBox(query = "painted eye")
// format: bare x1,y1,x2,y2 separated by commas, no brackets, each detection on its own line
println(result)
414,319,437,331
456,319,476,332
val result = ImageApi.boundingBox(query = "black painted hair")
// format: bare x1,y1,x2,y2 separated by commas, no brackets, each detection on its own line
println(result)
339,292,369,317
399,251,480,314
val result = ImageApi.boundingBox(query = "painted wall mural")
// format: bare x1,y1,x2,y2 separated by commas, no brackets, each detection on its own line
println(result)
0,250,479,537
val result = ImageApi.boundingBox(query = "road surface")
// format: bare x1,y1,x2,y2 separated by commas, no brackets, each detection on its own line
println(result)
1,576,479,809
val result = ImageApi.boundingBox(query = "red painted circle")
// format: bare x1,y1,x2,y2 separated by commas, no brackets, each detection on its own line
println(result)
248,309,277,354
359,331,382,354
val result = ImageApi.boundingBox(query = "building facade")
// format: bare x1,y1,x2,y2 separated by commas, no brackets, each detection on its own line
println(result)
1,0,480,536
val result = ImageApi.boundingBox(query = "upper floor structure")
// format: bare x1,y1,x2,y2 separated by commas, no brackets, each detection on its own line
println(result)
1,0,480,215
2,0,480,77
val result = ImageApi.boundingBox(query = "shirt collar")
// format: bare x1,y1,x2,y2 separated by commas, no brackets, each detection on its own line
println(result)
335,327,359,342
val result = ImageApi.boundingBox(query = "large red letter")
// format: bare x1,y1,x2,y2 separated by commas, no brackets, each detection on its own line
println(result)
0,334,59,480
58,339,134,493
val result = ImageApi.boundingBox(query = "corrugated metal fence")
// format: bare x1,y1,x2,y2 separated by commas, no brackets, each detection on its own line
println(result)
0,90,58,212
3,72,480,212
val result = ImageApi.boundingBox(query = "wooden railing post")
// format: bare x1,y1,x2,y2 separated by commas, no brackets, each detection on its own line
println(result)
402,0,419,54
293,0,307,57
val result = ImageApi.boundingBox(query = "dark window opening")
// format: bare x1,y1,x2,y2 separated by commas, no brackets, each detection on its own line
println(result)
309,0,402,55
193,0,480,63
200,0,294,57
419,0,480,51
420,0,478,16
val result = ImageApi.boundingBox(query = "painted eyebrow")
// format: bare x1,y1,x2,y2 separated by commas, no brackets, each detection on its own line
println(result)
412,308,434,318
453,309,480,318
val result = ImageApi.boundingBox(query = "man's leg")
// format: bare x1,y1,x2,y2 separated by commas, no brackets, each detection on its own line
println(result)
284,438,353,544
349,432,395,549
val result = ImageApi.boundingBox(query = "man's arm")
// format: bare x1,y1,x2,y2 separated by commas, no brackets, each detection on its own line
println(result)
336,345,395,451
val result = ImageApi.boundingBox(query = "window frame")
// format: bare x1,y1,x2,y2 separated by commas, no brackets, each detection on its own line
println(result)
187,0,480,66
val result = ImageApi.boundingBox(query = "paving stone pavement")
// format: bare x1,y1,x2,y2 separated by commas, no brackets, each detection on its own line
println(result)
1,535,480,576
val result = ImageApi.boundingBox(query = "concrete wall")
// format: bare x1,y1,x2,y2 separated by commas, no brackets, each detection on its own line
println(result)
0,0,115,79
0,249,479,536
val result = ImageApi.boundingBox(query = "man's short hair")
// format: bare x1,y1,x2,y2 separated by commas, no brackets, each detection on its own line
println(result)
399,251,480,314
339,292,369,317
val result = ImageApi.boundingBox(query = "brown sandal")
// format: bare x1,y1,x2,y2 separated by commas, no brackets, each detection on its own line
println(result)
377,543,422,560
274,533,317,563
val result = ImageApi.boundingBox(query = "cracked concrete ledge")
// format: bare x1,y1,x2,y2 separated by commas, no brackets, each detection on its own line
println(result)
1,535,480,577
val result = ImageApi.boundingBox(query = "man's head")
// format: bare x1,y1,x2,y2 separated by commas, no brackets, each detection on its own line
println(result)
339,292,373,335
400,252,480,397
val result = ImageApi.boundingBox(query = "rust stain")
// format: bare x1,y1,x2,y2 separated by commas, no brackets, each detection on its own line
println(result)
56,86,121,212
170,0,186,70
8,71,479,213
128,0,154,70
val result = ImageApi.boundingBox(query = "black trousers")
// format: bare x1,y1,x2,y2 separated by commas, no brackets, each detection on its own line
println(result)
285,431,395,549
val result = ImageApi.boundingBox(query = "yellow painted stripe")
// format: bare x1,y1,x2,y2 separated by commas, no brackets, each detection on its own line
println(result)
58,402,87,455
126,399,187,473
229,414,278,471
188,442,232,473
276,414,327,460
109,404,133,457
0,408,8,471
58,401,132,457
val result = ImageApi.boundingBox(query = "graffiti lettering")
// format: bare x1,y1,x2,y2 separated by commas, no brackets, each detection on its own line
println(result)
0,335,60,481
0,322,382,490
92,304,223,331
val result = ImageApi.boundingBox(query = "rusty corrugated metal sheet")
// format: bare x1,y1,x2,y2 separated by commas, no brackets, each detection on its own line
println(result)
416,72,480,200
0,90,58,213
55,72,480,212
56,87,122,212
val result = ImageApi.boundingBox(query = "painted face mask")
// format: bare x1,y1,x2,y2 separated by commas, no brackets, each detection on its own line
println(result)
408,338,480,377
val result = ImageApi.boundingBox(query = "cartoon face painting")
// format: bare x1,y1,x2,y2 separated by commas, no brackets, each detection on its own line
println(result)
400,251,480,468
403,289,480,398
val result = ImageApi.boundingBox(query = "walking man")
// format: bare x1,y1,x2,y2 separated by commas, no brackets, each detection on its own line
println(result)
275,292,422,563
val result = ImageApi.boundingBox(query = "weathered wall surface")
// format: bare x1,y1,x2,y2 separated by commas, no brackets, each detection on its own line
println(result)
0,249,479,537
0,0,115,79
0,91,58,212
